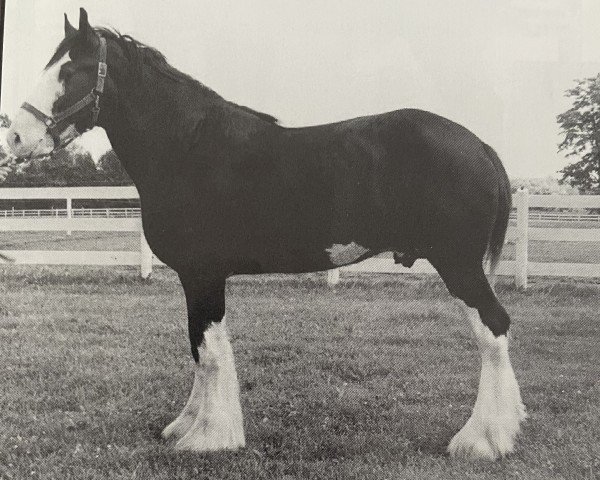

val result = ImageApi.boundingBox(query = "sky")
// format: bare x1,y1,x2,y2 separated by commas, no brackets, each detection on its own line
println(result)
2,0,600,178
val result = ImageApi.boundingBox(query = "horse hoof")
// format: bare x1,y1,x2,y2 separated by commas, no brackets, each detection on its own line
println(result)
447,413,522,461
174,430,245,452
448,423,501,460
161,415,195,441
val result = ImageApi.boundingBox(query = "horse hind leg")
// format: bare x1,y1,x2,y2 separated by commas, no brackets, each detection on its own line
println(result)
432,259,526,460
448,304,526,460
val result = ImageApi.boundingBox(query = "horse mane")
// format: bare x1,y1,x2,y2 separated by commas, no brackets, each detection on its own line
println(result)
95,28,279,125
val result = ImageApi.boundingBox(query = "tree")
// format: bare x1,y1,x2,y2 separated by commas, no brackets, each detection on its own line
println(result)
0,113,12,162
0,113,11,128
509,176,577,195
0,144,8,162
97,149,132,185
2,146,101,187
557,75,600,194
40,148,98,186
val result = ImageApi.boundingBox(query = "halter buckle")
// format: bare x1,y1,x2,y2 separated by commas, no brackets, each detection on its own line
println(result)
96,62,107,94
93,94,101,112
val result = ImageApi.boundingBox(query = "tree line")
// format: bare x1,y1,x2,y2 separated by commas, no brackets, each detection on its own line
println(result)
0,147,132,188
0,146,135,209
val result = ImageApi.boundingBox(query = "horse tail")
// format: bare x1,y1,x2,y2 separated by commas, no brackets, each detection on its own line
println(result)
482,143,511,285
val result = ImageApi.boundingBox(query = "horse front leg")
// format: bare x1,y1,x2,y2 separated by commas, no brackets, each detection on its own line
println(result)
162,272,245,451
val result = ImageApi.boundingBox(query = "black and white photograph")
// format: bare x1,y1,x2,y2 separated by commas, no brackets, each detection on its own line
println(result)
0,1,598,479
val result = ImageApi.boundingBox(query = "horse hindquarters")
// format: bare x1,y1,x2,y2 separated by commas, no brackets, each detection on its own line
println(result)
162,273,245,451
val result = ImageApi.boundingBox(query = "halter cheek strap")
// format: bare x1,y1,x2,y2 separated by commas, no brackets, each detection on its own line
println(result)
20,36,108,150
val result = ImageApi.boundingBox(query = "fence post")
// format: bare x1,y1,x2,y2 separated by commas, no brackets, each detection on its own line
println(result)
327,268,340,287
140,231,153,279
515,188,529,289
66,197,72,236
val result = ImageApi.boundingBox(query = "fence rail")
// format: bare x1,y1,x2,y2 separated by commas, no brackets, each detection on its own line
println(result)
0,208,141,218
0,186,139,199
0,187,599,287
3,208,598,223
508,211,600,222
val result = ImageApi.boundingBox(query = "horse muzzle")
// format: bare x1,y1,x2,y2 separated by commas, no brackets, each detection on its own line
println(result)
5,121,55,161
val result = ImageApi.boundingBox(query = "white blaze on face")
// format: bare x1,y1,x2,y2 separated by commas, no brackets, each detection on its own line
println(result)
6,53,70,158
27,53,69,116
326,242,370,266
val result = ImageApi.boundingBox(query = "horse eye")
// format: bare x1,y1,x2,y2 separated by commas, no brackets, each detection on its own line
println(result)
61,64,77,82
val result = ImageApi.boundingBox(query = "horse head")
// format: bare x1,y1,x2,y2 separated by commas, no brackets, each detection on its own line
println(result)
6,8,108,161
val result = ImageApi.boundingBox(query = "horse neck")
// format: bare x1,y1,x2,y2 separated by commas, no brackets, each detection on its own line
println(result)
98,47,281,205
99,65,220,193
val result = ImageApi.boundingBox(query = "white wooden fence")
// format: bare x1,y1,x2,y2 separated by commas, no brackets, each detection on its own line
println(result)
0,186,155,279
508,211,600,222
328,189,600,289
4,207,599,223
0,207,141,218
0,187,599,287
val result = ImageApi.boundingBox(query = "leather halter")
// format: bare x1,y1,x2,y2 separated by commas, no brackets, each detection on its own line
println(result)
20,36,107,150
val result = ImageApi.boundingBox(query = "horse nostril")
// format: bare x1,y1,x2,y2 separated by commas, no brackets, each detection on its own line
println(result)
13,133,21,145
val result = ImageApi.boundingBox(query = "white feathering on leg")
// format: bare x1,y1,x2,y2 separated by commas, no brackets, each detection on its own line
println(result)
448,307,526,460
161,367,203,441
166,318,245,451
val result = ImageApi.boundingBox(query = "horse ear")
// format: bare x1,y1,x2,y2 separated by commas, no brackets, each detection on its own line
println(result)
78,7,99,48
78,7,91,33
64,14,77,37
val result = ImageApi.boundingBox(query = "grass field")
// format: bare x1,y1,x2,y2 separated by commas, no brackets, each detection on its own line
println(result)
0,232,138,252
0,266,598,480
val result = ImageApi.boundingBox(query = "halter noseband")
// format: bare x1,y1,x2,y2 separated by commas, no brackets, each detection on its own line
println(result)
21,36,107,151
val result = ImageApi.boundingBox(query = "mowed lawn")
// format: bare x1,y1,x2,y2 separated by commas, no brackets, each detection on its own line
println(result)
0,232,139,252
0,266,598,480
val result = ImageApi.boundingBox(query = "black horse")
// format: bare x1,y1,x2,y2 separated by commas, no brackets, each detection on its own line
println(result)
7,8,525,459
